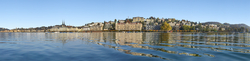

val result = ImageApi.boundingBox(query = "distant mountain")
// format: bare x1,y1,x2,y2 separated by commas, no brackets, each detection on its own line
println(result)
230,24,250,29
223,23,230,25
203,22,222,25
204,22,249,27
204,21,250,32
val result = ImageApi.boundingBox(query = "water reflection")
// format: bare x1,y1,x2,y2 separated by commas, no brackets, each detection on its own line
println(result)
1,32,250,60
97,43,170,60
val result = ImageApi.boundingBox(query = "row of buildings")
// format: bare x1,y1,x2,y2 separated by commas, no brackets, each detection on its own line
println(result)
0,16,228,32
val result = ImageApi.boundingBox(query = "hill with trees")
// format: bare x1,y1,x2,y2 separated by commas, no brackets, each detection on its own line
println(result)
0,28,9,31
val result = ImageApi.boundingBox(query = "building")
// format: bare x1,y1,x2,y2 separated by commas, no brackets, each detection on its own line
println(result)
109,21,115,24
82,27,90,31
191,23,198,26
208,24,219,30
158,18,165,23
90,25,103,31
103,23,114,30
49,27,68,32
49,21,68,32
132,17,144,23
49,21,82,32
221,28,225,31
85,22,104,31
145,19,154,23
167,18,175,21
144,25,161,30
172,26,180,30
168,22,175,27
67,27,81,31
115,23,142,31
118,20,125,23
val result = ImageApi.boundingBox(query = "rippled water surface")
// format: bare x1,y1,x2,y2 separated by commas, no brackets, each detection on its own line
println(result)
0,32,250,61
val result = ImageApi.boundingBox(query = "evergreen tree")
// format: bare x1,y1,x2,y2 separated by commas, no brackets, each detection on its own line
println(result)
114,19,117,23
114,19,117,30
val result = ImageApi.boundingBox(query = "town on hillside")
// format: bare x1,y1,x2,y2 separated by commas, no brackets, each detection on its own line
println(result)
0,16,249,32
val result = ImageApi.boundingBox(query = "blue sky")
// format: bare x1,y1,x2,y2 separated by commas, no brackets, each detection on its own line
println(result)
0,0,249,29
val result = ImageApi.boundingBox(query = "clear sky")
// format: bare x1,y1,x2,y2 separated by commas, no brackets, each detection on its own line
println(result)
0,0,249,29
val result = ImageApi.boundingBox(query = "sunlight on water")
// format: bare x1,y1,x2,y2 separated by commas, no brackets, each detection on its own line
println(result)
0,32,250,61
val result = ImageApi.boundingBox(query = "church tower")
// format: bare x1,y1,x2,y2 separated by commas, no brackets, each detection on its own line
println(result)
62,20,66,27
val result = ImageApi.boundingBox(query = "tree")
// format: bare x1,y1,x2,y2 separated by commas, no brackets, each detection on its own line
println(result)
156,17,160,22
173,18,176,21
219,27,222,31
149,22,154,25
114,19,117,30
149,16,155,19
181,25,190,30
189,26,193,30
129,19,133,22
190,26,195,30
141,21,145,25
206,26,211,32
192,26,196,30
235,28,238,32
171,20,175,22
114,19,117,23
240,27,245,32
214,29,217,31
103,21,106,30
196,23,202,31
161,22,172,31
202,28,206,32
228,27,232,31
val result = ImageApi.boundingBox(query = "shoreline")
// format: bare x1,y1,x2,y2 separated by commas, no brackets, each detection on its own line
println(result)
0,31,247,33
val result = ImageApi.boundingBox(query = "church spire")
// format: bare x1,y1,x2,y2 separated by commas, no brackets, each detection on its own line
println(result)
61,20,66,27
62,20,65,25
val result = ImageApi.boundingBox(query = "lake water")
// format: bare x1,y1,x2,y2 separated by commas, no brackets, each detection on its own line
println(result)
0,32,250,61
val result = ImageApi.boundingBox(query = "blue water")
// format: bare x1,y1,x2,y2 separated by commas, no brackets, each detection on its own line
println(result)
0,32,250,61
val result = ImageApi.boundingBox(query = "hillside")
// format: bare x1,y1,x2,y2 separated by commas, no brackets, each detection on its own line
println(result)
204,22,250,32
203,22,222,25
0,28,9,31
